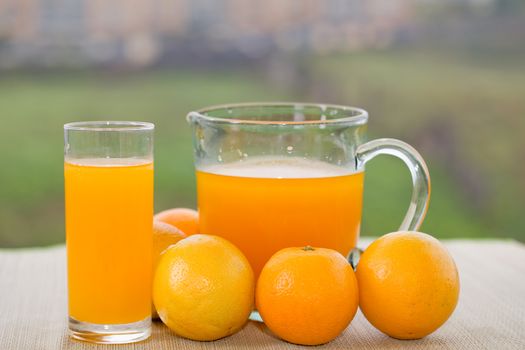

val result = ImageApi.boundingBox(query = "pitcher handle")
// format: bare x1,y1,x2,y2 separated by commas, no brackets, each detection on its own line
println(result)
356,138,431,231
349,138,431,269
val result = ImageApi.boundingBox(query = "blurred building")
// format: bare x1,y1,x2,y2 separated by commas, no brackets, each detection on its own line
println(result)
0,0,496,68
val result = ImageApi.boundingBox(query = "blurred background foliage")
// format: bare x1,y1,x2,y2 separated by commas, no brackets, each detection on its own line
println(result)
0,0,524,247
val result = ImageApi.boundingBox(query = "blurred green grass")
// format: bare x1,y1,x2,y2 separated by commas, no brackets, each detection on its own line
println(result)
0,50,523,247
311,50,524,241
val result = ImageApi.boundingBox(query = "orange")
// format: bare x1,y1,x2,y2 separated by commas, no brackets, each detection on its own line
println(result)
153,234,254,341
151,220,186,319
356,231,460,340
154,208,199,236
256,246,359,346
153,220,187,265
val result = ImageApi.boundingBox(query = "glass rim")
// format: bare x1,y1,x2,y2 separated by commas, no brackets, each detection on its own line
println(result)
64,121,155,132
188,102,368,126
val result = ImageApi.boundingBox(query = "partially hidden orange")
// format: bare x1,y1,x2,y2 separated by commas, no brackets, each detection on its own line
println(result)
256,246,359,346
356,231,460,340
153,234,254,341
152,220,186,319
155,208,199,236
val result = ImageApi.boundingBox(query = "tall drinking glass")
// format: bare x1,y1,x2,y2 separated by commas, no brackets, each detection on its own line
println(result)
187,103,430,279
64,121,154,344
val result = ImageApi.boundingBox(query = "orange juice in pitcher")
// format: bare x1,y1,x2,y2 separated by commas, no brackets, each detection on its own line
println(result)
197,157,364,277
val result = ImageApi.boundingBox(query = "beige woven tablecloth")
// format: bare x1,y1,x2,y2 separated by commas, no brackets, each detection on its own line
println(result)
0,239,524,350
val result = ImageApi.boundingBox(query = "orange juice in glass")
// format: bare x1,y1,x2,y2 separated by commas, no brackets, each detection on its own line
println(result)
64,121,154,344
188,103,431,283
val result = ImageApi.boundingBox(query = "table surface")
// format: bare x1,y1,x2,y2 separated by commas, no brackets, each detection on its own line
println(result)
0,239,524,350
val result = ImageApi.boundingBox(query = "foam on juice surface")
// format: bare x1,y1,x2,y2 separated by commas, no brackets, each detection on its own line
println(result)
200,156,356,179
65,157,152,167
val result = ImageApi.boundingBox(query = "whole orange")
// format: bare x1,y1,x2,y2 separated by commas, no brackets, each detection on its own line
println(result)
256,246,359,346
356,231,460,340
154,208,199,236
153,234,254,341
151,220,186,319
153,221,187,266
